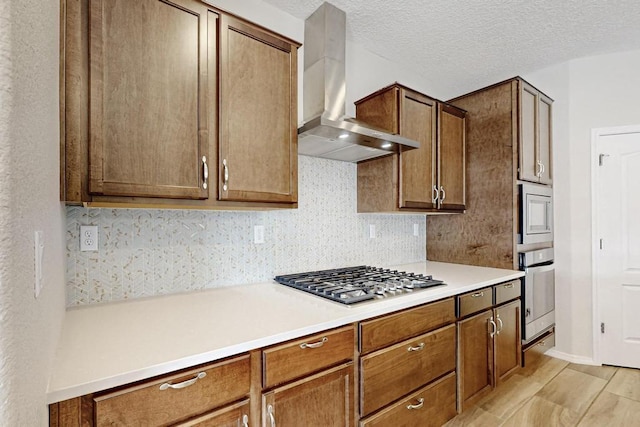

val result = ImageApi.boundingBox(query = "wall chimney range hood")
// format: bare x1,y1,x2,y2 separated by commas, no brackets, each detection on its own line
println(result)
297,2,420,162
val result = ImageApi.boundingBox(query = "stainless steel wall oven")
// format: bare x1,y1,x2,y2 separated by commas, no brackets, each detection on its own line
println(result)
519,248,555,345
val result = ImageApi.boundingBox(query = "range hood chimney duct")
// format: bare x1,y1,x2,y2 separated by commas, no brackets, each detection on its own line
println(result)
297,2,420,162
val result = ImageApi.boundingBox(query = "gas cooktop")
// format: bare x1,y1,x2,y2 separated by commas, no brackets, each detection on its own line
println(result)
274,265,446,305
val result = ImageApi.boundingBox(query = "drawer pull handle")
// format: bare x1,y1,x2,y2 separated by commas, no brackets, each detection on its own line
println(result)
538,340,546,346
471,291,484,298
242,414,249,427
407,397,425,410
159,371,206,390
504,283,515,289
407,342,425,352
300,336,328,349
267,404,276,427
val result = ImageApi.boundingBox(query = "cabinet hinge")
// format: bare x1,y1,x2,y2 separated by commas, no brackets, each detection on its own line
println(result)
599,153,610,166
601,322,605,333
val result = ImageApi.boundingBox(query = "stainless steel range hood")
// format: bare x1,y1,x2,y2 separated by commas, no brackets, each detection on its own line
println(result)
297,2,420,162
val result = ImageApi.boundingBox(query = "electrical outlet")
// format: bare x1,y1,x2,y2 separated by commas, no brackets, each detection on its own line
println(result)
369,224,376,239
80,225,99,251
413,223,419,236
254,225,265,244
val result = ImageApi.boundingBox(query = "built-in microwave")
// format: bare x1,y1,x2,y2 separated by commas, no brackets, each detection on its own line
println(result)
518,182,553,245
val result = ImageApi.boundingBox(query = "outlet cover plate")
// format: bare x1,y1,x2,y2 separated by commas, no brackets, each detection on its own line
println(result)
80,225,98,251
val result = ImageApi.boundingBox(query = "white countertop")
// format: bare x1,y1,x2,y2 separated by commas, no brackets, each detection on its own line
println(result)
47,261,523,404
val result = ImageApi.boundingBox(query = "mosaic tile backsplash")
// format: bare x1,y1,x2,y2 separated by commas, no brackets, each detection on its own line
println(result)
66,156,427,306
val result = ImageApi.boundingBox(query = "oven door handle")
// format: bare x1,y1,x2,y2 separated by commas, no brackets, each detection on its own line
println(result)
524,263,555,274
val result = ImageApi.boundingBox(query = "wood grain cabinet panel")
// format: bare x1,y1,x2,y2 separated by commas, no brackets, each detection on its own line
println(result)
359,372,457,427
519,80,553,185
262,326,355,388
355,83,466,213
263,363,354,427
360,324,455,417
93,355,250,426
88,0,210,199
494,299,522,385
219,15,298,204
359,298,455,354
457,309,494,411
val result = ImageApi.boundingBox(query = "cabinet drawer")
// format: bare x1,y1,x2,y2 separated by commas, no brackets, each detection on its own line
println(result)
359,372,457,427
263,326,354,388
360,324,456,417
494,280,521,305
94,355,250,426
176,399,250,427
457,287,492,317
359,298,455,354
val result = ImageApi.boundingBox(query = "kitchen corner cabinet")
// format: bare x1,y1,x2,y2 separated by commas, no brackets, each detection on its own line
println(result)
456,281,521,412
427,77,553,270
355,84,466,213
519,81,553,185
61,0,299,209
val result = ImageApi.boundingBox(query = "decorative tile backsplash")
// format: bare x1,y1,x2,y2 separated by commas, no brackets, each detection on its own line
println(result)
66,156,427,306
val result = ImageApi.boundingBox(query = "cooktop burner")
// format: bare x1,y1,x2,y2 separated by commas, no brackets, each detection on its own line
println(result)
274,266,445,305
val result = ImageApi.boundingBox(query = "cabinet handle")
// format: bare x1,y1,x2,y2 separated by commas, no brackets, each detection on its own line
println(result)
536,161,543,177
488,317,497,338
202,156,208,190
470,291,484,298
159,371,206,390
242,414,249,427
267,404,276,427
432,185,439,203
440,186,446,202
538,340,546,346
504,283,515,289
406,397,425,410
407,342,425,352
222,159,229,191
541,162,546,176
496,315,503,335
300,336,328,349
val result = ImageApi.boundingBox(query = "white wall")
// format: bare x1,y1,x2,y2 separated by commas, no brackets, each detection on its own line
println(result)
522,49,640,361
0,0,66,424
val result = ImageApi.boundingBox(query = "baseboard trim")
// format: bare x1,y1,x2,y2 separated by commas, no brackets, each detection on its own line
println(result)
545,349,598,366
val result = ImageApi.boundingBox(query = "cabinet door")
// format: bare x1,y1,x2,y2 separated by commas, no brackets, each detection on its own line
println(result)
519,82,539,183
89,0,209,199
398,89,437,209
219,15,298,204
494,300,522,385
438,104,466,210
263,363,354,427
538,94,553,185
457,309,493,412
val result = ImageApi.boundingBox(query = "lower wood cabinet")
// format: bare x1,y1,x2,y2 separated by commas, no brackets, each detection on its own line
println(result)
262,363,354,427
176,399,250,427
457,284,522,412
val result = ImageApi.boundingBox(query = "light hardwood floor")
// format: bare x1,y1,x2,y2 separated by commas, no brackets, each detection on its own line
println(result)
445,355,640,426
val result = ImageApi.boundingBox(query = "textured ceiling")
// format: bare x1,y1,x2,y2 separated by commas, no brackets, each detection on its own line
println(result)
261,0,640,98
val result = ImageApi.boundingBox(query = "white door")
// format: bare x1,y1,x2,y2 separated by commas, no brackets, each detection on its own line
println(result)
594,127,640,368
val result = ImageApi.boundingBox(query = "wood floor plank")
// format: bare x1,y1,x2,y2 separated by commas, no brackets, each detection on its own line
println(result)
604,367,640,402
520,355,569,384
535,369,607,416
502,396,581,427
442,405,502,427
566,363,617,380
577,391,640,426
478,374,545,420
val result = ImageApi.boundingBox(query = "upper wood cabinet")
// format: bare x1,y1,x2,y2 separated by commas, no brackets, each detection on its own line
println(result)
355,84,466,213
218,15,298,204
61,0,299,209
519,81,553,185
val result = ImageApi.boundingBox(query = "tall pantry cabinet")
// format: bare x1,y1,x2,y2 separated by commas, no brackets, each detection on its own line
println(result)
427,77,553,270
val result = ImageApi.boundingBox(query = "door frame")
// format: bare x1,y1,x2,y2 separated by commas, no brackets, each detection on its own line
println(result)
591,124,640,365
